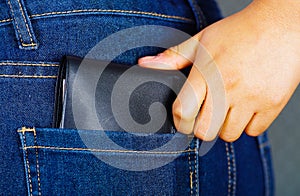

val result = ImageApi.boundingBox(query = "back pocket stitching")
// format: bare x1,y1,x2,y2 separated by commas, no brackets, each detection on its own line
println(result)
19,127,42,196
0,74,57,78
22,145,194,155
19,128,196,154
188,146,193,195
33,130,42,196
22,130,34,196
0,62,59,67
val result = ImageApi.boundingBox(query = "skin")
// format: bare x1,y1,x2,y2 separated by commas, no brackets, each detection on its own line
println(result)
138,0,300,142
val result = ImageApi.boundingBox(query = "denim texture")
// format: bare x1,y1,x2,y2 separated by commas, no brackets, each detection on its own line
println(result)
0,0,273,195
17,127,198,195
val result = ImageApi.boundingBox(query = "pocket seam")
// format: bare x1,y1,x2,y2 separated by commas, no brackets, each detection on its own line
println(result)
34,131,42,196
0,74,57,78
21,130,33,196
22,145,195,155
19,127,42,196
0,62,59,67
18,127,196,154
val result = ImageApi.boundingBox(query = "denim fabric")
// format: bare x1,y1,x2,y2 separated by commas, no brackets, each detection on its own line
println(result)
0,0,274,195
17,127,198,195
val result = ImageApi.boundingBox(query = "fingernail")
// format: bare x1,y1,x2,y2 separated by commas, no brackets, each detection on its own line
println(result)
139,56,157,62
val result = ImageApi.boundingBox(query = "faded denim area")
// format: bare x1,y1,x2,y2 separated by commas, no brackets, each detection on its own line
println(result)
0,0,273,195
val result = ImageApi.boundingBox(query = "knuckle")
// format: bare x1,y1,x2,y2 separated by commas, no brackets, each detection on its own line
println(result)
223,72,241,91
266,94,284,107
172,102,195,121
172,103,183,118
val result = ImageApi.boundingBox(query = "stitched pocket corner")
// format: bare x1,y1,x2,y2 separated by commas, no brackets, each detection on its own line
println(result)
18,127,41,196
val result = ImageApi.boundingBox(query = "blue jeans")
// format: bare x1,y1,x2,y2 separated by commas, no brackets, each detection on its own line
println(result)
0,0,274,195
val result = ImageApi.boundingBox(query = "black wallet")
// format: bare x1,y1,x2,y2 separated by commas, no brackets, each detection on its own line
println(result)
54,56,186,134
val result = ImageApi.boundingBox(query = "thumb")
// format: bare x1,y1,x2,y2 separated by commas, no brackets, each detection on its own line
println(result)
138,32,203,70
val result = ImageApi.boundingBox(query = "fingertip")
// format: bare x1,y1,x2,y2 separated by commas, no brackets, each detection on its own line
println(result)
219,131,242,142
138,54,179,70
137,56,157,68
244,129,261,137
138,55,156,63
194,129,206,140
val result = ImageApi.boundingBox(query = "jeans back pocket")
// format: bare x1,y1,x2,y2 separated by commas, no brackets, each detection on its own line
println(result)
18,127,199,196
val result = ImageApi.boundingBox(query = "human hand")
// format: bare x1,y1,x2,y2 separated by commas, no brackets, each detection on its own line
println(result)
138,1,300,142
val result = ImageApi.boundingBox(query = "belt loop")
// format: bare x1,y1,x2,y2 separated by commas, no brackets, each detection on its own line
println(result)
6,0,38,50
186,0,207,31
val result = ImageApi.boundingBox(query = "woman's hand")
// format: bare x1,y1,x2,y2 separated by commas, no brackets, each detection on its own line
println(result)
138,0,300,142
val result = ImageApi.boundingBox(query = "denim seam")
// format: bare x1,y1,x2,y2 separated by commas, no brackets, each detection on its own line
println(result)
21,145,195,154
194,151,197,195
0,9,194,25
188,139,198,196
230,143,237,196
7,0,25,45
0,74,57,78
0,18,12,23
33,131,42,195
22,131,33,196
225,142,237,196
7,0,37,48
18,128,197,154
194,139,199,195
259,144,270,196
0,62,59,67
261,152,270,196
225,143,231,196
258,132,274,196
31,9,194,22
259,141,270,149
16,0,35,45
188,146,193,195
19,128,42,195
18,127,36,134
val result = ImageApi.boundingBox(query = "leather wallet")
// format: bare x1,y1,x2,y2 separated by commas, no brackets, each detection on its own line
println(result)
54,56,186,134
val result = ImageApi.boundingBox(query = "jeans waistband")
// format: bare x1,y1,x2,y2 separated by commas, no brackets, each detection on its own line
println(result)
1,0,206,51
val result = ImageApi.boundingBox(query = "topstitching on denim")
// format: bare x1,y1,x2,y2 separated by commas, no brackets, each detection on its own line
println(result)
0,9,195,28
0,75,57,78
21,130,34,196
188,145,193,195
6,0,38,49
225,142,237,196
18,128,41,196
188,138,199,196
18,127,199,195
20,128,42,196
0,61,59,67
0,61,59,78
18,128,196,155
0,18,12,24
